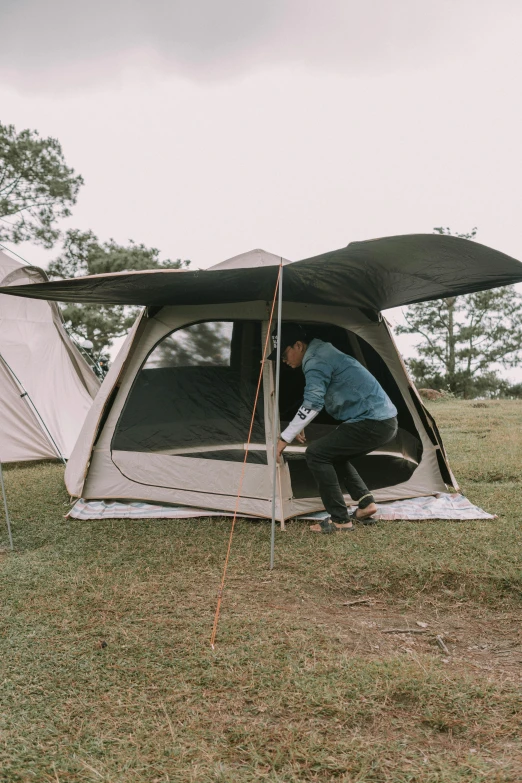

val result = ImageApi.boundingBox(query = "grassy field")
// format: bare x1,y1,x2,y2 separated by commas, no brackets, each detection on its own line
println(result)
1,400,521,782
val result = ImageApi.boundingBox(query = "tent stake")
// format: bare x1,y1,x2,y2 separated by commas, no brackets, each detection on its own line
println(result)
0,461,13,550
270,262,283,570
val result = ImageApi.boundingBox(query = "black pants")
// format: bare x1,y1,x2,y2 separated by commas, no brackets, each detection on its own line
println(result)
305,417,398,522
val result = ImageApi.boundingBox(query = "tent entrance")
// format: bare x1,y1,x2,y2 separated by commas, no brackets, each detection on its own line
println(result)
278,322,423,500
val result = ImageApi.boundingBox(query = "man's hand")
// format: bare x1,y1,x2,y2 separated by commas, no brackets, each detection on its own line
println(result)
295,430,306,444
276,439,288,463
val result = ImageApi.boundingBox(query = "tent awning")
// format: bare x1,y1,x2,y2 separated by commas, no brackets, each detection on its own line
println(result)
2,234,522,311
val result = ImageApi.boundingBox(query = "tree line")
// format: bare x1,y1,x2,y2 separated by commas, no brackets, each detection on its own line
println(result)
1,120,521,396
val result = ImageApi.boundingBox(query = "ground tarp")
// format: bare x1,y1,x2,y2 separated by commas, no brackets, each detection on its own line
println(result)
67,493,494,521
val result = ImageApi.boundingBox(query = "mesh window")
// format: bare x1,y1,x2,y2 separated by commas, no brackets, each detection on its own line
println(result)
112,320,266,462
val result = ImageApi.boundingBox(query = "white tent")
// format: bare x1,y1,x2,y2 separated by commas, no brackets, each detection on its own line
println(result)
0,249,100,463
63,248,457,521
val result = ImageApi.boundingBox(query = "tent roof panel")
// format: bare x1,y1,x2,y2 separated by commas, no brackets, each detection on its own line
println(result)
1,234,522,311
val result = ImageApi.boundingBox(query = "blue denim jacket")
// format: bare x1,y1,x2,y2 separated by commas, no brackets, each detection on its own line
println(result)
302,339,397,423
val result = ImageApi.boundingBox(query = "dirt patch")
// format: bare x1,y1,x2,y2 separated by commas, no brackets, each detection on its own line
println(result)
263,593,522,683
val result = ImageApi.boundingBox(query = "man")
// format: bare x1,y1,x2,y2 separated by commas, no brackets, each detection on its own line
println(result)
269,323,398,533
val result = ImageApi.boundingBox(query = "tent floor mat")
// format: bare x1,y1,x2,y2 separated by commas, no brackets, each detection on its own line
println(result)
67,493,495,521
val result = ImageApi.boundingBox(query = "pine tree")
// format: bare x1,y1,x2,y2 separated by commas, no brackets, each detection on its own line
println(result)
397,228,522,397
0,122,82,247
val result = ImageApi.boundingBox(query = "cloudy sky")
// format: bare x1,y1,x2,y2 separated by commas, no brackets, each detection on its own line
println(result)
2,0,522,363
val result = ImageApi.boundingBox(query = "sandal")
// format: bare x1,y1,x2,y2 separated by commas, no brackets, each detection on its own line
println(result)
310,518,355,533
350,502,378,525
309,517,337,534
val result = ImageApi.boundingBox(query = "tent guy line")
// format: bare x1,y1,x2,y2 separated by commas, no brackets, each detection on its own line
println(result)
210,262,282,649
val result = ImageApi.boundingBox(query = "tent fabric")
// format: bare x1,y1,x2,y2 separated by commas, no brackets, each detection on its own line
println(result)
1,235,522,311
63,311,146,496
0,249,100,462
0,358,56,461
64,297,456,520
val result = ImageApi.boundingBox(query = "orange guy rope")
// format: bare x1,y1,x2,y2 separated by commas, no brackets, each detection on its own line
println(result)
210,264,282,649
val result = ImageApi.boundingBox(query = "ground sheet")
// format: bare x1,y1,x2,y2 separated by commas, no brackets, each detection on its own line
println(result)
68,492,495,521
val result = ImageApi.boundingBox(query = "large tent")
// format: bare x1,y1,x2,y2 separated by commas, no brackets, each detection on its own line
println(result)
0,249,100,463
2,234,522,520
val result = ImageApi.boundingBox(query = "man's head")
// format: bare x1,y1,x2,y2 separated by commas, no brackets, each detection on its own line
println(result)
268,323,308,368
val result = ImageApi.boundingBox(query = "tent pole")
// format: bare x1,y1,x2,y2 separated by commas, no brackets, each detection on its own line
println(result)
270,263,283,570
0,461,13,550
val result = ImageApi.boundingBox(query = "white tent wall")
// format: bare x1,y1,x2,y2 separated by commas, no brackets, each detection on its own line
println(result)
0,249,100,463
64,311,148,496
69,300,454,520
50,305,101,402
0,356,58,461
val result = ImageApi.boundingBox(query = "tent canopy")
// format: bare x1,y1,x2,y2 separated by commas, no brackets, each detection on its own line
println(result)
1,234,521,311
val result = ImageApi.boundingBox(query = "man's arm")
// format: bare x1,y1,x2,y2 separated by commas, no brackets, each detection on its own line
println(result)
277,353,332,461
280,406,320,443
301,358,333,411
276,406,319,462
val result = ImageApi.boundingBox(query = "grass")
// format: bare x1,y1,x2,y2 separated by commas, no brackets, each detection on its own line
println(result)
1,400,521,782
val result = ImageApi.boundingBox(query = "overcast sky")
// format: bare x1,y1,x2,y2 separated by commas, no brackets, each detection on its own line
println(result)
2,0,522,366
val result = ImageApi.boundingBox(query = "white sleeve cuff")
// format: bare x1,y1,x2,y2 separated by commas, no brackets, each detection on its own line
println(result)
280,406,320,443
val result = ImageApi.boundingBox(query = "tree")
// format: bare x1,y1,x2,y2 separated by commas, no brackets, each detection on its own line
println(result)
0,122,83,248
397,227,522,398
47,229,190,355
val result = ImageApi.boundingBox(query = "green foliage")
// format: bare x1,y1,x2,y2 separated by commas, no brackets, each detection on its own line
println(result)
47,229,190,355
398,227,522,398
0,122,83,248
